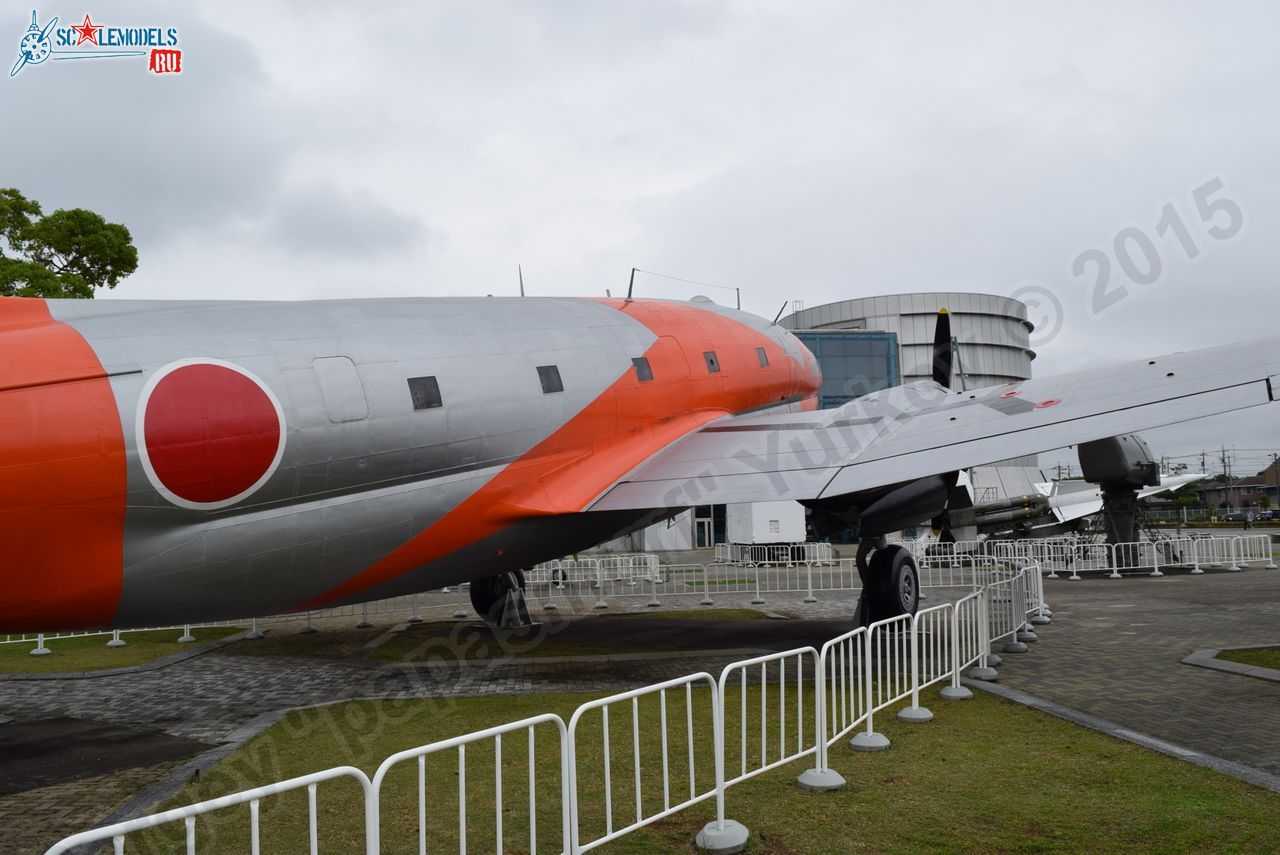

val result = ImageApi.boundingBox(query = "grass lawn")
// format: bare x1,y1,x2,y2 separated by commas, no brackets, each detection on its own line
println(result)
604,608,768,621
124,687,1280,854
368,610,769,663
0,627,242,674
1217,646,1280,671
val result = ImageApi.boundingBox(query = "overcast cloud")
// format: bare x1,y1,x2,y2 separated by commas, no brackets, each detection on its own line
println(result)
3,1,1278,472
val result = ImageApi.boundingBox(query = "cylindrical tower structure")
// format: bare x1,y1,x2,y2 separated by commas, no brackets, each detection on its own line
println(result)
781,292,1035,389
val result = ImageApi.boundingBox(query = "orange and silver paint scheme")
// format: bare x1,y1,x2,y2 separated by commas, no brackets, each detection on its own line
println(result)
0,295,820,631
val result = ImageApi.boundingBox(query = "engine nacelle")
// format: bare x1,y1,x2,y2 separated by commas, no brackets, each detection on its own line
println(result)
804,473,954,538
1078,434,1159,490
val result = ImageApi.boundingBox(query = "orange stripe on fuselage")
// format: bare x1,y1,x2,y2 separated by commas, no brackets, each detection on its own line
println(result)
306,300,819,608
0,298,127,631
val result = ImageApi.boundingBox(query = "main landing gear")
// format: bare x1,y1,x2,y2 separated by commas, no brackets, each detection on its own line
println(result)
854,540,920,627
469,570,537,628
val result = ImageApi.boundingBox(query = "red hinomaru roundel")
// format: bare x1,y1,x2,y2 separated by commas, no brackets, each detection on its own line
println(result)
135,359,286,510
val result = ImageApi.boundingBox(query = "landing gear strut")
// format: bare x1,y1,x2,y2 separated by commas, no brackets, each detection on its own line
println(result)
855,541,920,626
470,570,536,628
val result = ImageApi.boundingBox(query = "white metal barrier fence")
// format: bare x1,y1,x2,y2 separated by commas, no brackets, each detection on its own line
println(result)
371,714,570,854
713,542,836,566
907,533,1276,580
49,561,1049,855
46,767,377,855
567,673,719,852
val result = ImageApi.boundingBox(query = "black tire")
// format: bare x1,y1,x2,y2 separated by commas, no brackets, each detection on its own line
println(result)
868,545,919,619
469,570,526,622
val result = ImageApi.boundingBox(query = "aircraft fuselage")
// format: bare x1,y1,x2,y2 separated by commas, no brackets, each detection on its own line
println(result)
0,296,821,631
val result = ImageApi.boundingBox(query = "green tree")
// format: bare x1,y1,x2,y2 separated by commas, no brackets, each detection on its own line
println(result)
0,187,137,298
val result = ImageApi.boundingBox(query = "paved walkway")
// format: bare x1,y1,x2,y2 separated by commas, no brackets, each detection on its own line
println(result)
995,567,1280,776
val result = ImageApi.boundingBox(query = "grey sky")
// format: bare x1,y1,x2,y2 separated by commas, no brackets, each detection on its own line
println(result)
3,1,1277,473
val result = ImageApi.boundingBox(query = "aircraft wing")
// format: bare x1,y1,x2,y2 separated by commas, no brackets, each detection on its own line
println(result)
589,338,1279,511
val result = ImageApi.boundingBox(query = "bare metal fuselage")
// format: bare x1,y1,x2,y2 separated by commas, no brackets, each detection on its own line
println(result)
0,296,819,630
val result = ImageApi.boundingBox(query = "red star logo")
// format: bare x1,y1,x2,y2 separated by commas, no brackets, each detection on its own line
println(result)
72,14,102,46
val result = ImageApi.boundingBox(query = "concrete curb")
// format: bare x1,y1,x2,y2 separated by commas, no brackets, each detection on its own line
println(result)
0,631,250,682
964,678,1280,794
1182,648,1280,684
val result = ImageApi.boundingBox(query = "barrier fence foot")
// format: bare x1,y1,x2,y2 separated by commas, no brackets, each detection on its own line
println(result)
29,646,51,657
1266,560,1278,570
177,626,196,643
796,767,846,792
1228,564,1242,572
851,731,890,752
968,665,998,681
1003,640,1028,653
803,595,818,604
1030,615,1051,626
452,608,469,619
750,598,766,605
543,601,558,610
106,630,126,648
898,705,934,723
700,597,715,606
1017,626,1039,642
354,620,373,629
594,599,610,610
695,819,749,854
939,685,973,700
1068,573,1081,581
987,653,1003,667
1190,567,1204,575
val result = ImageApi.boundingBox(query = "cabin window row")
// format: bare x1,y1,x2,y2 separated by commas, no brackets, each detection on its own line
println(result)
649,346,770,381
407,347,774,408
407,364,565,410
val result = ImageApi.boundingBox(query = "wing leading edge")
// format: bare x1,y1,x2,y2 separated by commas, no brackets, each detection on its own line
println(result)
589,336,1280,511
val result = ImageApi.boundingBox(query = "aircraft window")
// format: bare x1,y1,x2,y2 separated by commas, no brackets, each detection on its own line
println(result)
632,357,654,382
756,347,769,367
407,376,443,410
703,351,720,373
537,365,564,394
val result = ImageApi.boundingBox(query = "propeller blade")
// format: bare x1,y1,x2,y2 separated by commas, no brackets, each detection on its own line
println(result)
931,308,953,389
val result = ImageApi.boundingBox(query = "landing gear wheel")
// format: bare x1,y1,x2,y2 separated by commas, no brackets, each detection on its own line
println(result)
470,570,528,626
869,545,919,621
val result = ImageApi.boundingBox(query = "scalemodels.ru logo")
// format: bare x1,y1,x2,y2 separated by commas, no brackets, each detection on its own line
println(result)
10,9,182,77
